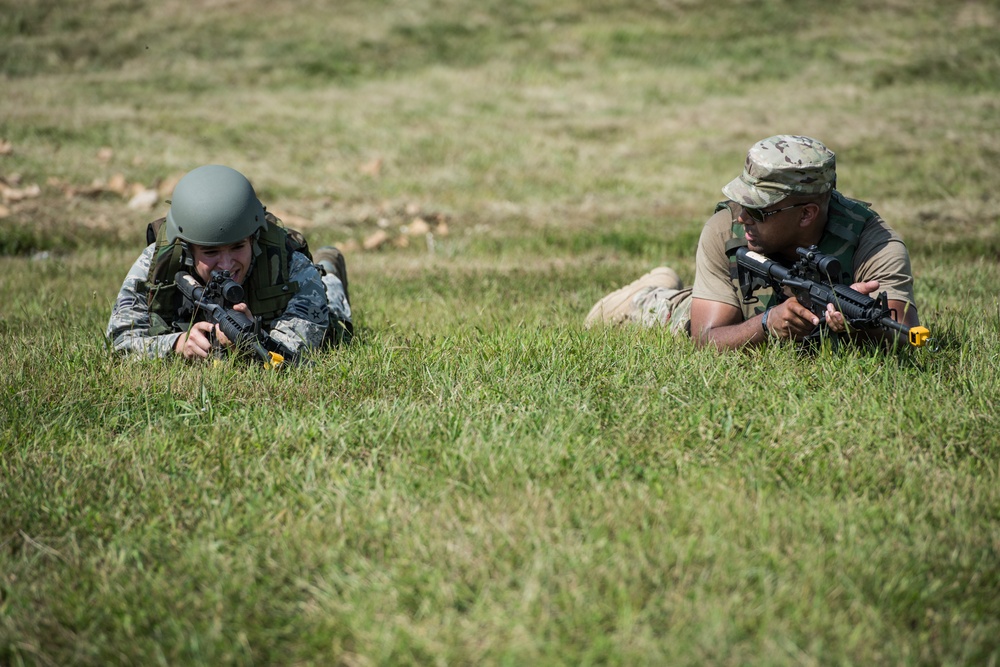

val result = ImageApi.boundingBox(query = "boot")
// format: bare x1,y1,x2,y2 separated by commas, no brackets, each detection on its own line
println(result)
313,246,350,305
585,266,682,327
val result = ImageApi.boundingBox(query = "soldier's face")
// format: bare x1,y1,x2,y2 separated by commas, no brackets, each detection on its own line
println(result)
739,203,805,255
191,238,253,285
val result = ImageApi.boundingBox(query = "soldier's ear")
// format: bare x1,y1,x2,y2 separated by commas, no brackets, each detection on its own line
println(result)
799,202,821,228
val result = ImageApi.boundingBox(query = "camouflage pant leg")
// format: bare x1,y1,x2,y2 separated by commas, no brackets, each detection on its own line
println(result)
585,267,691,333
630,287,693,334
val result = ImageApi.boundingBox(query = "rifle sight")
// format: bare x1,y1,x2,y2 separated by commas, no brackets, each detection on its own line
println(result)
796,245,844,283
209,270,244,305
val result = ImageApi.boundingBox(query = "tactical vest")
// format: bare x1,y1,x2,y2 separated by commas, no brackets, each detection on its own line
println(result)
140,212,308,335
721,191,875,313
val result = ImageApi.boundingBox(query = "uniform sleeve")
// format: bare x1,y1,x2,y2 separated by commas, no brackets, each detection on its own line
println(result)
691,208,744,310
105,244,183,358
265,251,329,355
852,215,917,308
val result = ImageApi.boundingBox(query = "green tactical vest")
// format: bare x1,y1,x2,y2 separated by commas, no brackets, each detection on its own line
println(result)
720,191,876,313
140,212,308,335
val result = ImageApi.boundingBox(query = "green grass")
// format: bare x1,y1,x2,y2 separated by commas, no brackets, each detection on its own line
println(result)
2,0,1000,665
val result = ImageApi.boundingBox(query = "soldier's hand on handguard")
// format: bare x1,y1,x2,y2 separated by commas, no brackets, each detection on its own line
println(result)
825,280,880,333
213,303,254,348
174,322,217,359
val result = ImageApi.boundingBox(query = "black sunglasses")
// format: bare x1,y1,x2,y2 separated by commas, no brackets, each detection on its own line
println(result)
742,202,808,223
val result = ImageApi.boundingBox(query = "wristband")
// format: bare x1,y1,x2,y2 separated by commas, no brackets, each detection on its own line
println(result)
761,307,773,337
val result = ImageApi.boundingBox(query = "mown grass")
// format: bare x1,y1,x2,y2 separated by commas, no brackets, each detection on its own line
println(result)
2,0,1000,665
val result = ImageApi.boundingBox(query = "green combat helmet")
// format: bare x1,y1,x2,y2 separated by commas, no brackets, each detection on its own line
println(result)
166,165,267,246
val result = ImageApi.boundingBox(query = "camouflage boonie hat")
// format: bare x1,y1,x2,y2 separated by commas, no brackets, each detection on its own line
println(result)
722,135,836,208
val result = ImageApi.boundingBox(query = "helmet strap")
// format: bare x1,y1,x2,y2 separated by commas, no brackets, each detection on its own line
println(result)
251,229,263,258
178,240,194,269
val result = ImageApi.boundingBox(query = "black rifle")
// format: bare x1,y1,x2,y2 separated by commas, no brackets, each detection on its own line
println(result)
174,270,290,368
729,245,931,348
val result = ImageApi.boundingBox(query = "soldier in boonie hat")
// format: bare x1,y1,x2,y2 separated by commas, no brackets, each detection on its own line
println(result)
585,132,924,352
722,135,836,209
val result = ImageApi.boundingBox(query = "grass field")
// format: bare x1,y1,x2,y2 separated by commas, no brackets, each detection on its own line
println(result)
2,0,1000,664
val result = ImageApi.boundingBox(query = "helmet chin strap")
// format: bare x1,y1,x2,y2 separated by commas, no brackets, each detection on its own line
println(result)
250,229,263,258
244,231,261,283
179,240,195,269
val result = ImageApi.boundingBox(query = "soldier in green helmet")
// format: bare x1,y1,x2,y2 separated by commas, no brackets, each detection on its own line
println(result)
585,135,923,350
106,165,352,363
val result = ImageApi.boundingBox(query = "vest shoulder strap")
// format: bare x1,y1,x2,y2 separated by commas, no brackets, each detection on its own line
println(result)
146,217,166,246
815,192,874,271
243,215,300,321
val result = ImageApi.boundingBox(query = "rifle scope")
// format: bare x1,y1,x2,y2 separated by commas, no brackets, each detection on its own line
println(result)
209,270,245,304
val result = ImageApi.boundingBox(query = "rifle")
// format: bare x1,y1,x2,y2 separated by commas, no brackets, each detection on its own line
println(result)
729,245,932,348
174,270,289,368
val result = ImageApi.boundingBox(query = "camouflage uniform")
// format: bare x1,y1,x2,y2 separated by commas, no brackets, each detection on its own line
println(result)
585,135,916,333
106,243,339,359
584,267,692,333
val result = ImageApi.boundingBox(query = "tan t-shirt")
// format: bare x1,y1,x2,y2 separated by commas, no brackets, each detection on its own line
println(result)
691,203,917,321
